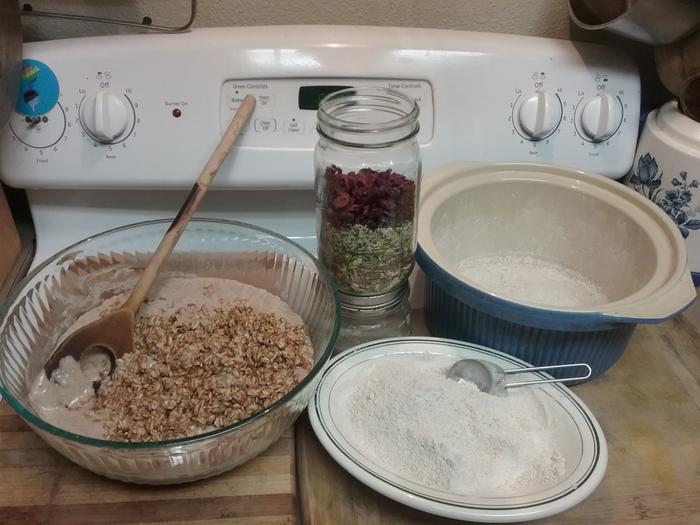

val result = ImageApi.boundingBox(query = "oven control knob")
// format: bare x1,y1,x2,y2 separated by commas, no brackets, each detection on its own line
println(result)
80,91,132,143
580,93,621,142
517,90,561,140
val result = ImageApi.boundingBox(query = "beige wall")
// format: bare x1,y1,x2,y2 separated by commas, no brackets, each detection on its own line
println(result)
20,0,668,106
22,0,572,41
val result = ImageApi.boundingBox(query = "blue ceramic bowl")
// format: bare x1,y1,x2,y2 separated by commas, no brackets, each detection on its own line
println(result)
417,163,696,380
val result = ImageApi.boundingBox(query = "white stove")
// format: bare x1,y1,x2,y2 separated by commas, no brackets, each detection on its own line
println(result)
0,26,640,268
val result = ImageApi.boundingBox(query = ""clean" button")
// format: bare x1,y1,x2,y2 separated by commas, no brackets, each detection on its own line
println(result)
284,119,305,134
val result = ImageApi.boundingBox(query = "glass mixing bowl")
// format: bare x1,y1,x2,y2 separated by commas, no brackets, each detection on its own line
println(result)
0,219,340,484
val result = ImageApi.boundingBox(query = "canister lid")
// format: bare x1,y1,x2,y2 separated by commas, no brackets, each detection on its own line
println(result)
653,100,700,153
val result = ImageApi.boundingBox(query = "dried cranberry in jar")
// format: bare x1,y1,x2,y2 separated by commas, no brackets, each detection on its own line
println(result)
322,165,416,229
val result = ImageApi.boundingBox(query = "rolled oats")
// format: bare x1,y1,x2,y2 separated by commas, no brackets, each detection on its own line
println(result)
94,301,314,442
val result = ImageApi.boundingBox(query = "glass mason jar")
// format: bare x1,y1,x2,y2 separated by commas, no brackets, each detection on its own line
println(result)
315,87,421,300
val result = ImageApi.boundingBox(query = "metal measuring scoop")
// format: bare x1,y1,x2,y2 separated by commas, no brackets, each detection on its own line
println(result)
447,359,592,396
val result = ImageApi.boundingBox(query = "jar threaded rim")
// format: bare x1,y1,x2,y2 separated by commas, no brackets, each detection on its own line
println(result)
317,87,419,147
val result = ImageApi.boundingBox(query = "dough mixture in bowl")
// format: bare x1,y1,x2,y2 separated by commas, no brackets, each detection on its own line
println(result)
29,277,314,441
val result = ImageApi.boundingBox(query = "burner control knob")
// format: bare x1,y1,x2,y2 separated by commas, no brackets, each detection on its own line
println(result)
80,91,131,143
517,90,561,140
580,93,621,142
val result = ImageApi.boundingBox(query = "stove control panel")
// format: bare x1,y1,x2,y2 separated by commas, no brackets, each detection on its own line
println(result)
219,78,433,146
506,68,634,161
0,27,640,189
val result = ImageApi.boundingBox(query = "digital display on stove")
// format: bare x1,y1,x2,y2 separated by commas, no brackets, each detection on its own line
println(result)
298,85,351,110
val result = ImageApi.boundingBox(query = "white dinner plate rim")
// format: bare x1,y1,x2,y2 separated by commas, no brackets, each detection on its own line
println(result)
308,336,608,523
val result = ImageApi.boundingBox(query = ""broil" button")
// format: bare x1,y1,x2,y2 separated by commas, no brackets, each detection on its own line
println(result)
254,118,277,133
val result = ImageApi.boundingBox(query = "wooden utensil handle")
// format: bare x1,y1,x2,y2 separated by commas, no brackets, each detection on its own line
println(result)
122,95,256,314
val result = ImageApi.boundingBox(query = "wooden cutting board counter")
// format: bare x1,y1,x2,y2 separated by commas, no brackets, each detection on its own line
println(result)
296,314,700,525
1,314,699,524
0,417,297,525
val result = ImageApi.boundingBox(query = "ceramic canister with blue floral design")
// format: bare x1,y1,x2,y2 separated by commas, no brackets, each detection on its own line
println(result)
627,101,700,286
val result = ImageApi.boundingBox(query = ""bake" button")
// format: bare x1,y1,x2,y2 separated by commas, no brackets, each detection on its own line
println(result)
254,118,277,133
227,94,246,110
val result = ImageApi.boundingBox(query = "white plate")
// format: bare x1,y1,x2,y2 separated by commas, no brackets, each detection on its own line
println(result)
308,337,608,523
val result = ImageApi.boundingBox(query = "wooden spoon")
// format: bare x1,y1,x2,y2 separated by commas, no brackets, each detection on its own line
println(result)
43,95,256,382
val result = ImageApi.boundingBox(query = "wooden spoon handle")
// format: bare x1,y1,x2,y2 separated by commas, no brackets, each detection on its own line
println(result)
122,95,256,314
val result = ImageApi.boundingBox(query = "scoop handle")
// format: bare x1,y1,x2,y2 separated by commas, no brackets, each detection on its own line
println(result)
504,362,592,388
122,95,256,314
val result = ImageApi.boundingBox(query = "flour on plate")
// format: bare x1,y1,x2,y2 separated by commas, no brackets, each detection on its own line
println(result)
343,355,567,496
